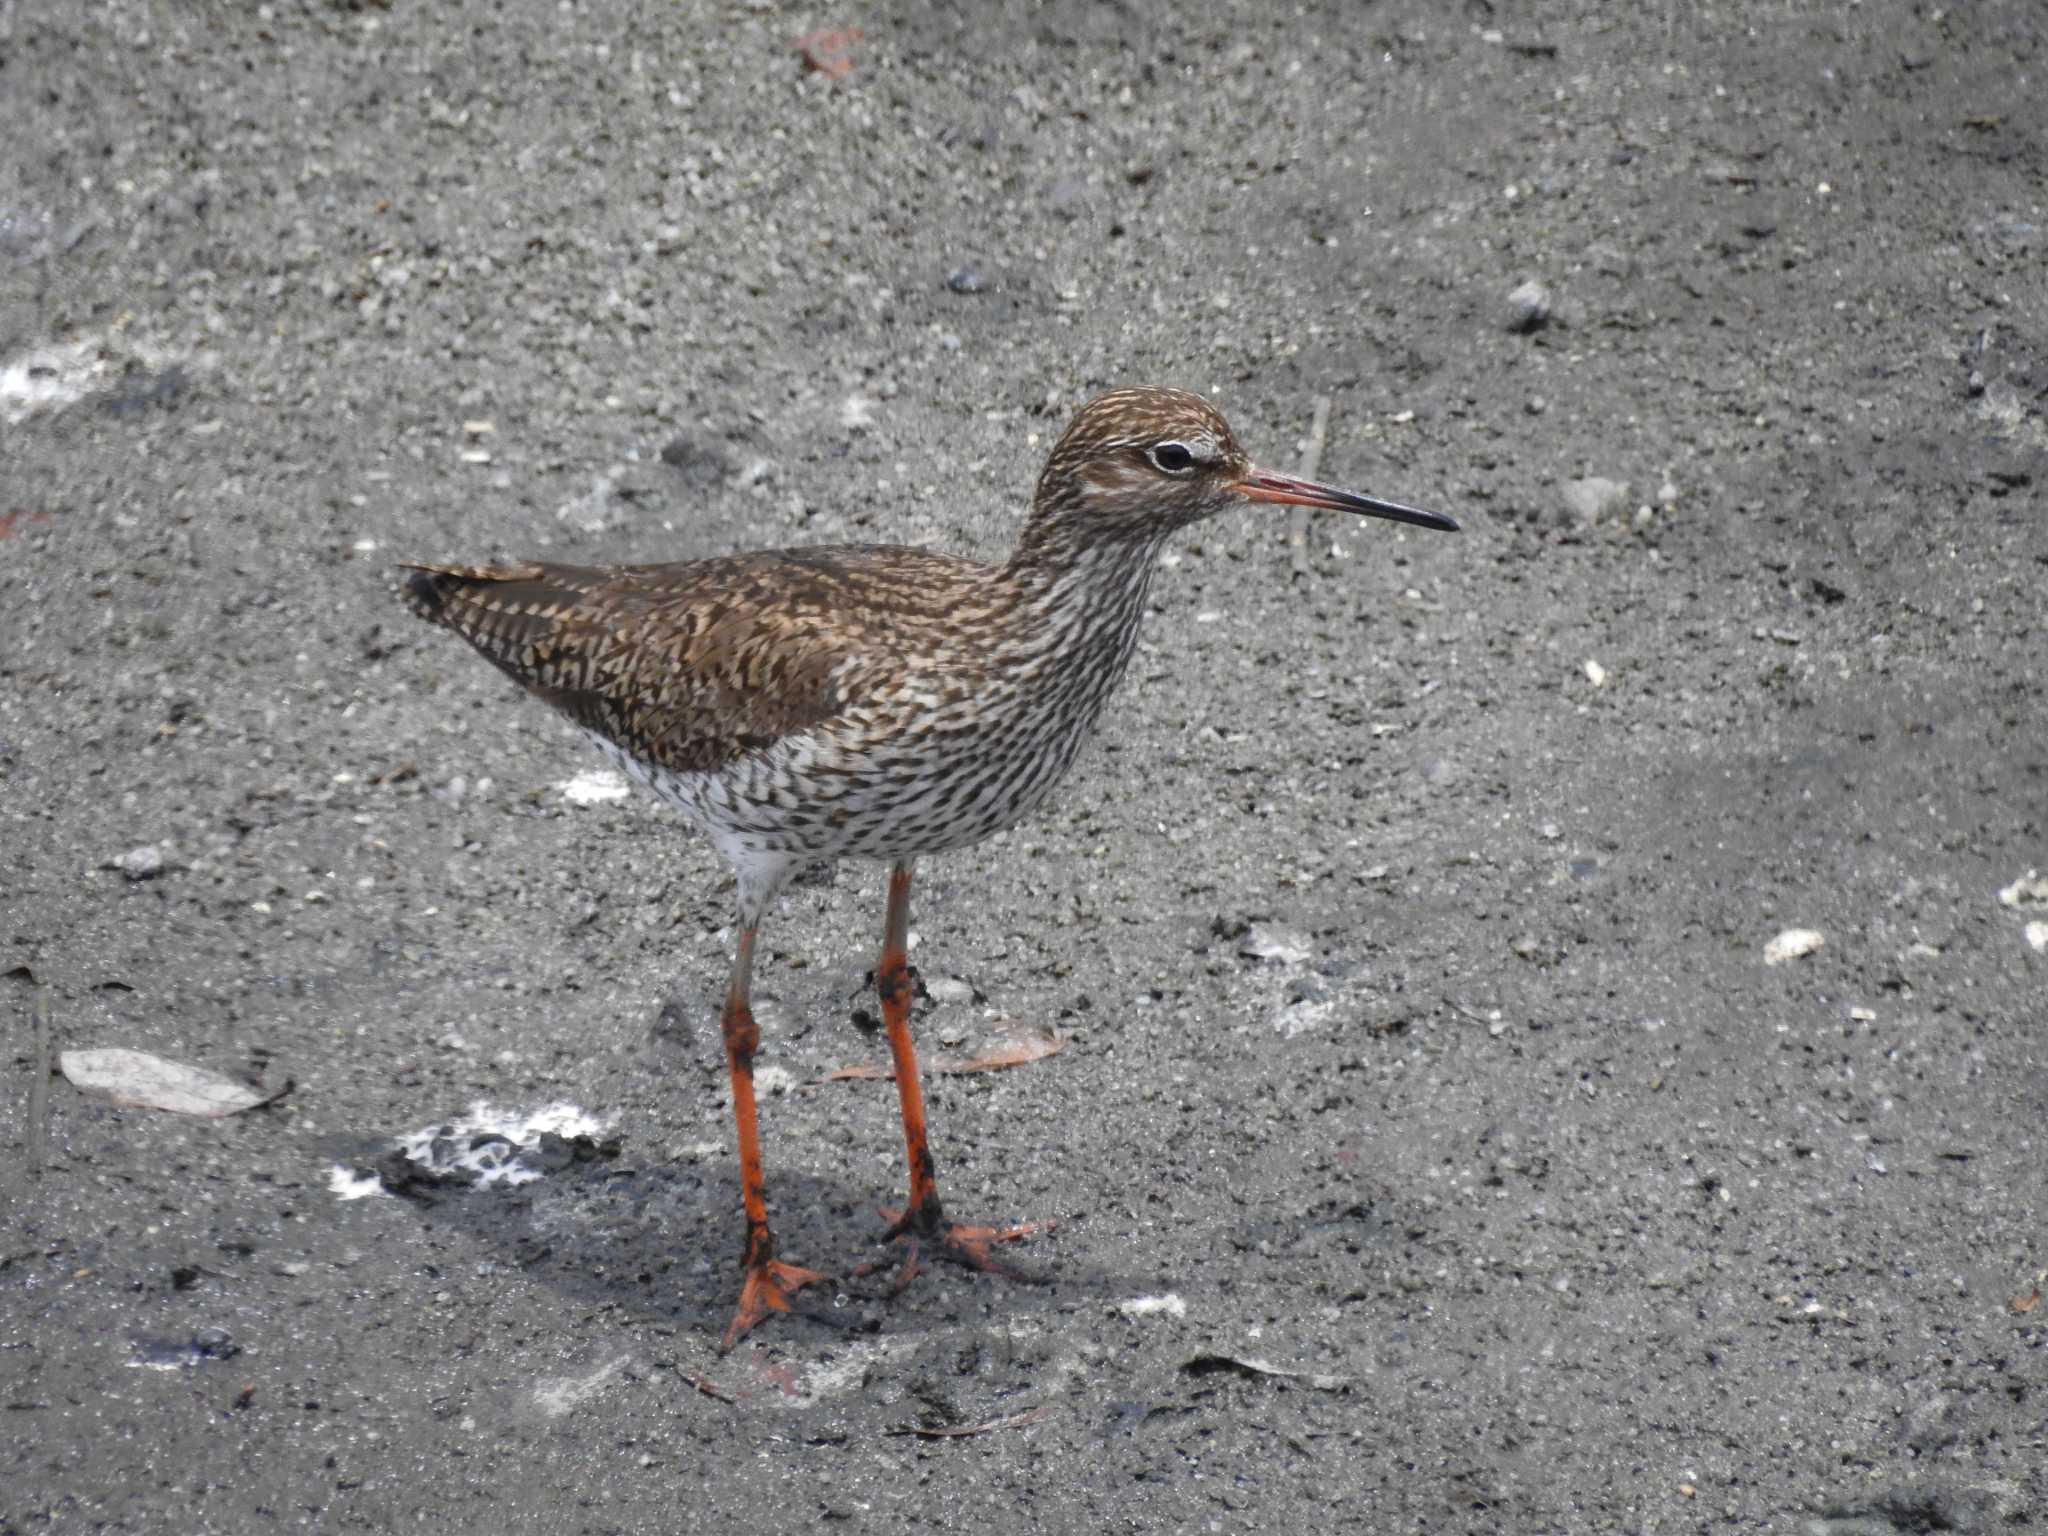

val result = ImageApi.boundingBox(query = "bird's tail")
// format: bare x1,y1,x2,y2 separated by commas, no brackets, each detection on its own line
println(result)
396,560,613,689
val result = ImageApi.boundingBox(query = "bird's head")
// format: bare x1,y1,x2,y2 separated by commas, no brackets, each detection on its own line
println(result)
1028,386,1457,548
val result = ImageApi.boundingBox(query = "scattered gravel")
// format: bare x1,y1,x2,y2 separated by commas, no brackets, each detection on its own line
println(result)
5,1,2041,1530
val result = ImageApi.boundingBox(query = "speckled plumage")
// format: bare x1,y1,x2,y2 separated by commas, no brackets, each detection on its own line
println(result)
400,385,1455,1348
404,389,1256,913
404,537,1148,900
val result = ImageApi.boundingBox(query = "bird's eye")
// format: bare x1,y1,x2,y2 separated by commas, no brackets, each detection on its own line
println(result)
1148,441,1196,474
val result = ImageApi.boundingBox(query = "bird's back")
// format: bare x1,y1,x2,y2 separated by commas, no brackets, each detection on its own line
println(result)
399,548,1040,806
402,546,1014,778
403,537,1162,864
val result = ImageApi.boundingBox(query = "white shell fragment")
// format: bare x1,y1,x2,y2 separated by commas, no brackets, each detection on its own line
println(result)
59,1048,281,1117
1764,929,1825,966
328,1166,385,1201
1997,870,2048,909
1240,923,1312,965
557,768,631,805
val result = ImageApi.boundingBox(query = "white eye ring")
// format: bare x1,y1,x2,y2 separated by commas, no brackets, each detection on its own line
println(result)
1148,441,1197,474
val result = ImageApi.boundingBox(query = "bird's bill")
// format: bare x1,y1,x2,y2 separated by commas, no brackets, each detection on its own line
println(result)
1234,468,1459,532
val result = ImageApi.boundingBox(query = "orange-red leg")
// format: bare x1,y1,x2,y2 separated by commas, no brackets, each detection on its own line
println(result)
719,923,827,1351
872,862,1043,1292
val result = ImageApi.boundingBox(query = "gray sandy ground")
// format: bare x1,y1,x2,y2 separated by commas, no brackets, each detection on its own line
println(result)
3,1,2044,1531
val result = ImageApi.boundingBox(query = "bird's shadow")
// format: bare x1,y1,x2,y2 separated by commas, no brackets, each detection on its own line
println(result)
315,1114,1120,1358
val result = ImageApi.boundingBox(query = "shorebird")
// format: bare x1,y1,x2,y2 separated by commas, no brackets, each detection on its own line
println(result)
402,386,1456,1350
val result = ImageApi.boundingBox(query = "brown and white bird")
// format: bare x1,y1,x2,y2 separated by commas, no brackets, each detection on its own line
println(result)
401,386,1456,1350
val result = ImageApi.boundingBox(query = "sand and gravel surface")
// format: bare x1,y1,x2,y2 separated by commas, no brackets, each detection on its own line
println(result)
4,1,2045,1531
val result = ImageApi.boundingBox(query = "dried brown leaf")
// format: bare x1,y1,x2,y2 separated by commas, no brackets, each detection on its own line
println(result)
794,26,862,79
936,1027,1066,1075
819,1026,1066,1085
820,1061,891,1083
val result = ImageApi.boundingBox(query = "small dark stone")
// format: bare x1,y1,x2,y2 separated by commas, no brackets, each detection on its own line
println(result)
652,990,694,1046
191,1327,239,1361
946,266,986,294
658,432,730,489
466,1134,513,1176
530,1131,576,1174
1209,913,1251,943
375,1148,449,1202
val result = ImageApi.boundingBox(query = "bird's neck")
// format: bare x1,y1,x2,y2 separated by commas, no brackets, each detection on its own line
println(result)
991,519,1172,719
1003,517,1167,621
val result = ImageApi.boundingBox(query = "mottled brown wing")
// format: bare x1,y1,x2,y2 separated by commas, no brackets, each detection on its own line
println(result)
400,557,850,774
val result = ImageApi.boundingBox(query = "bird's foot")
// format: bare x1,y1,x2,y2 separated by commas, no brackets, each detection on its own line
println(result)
720,1257,830,1353
868,1205,1049,1293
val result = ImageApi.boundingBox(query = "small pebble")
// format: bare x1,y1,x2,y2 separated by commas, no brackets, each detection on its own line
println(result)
191,1327,237,1360
1764,928,1825,966
658,432,731,487
1505,278,1552,332
946,266,986,294
115,844,165,881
